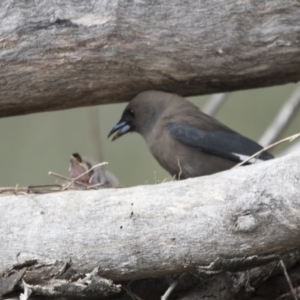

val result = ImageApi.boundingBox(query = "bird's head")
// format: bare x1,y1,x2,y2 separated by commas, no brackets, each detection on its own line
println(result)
107,103,136,141
69,153,94,184
108,91,169,141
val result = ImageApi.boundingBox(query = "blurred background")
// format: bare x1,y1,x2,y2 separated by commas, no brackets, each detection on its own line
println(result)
1,83,299,187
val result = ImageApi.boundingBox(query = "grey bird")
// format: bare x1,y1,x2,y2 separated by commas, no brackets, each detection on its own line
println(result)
108,91,273,179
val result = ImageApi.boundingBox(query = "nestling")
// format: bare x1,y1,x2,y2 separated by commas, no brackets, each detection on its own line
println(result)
108,91,273,179
69,153,120,188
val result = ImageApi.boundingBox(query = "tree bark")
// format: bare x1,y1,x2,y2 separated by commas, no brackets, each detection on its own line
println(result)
0,0,300,117
1,152,300,283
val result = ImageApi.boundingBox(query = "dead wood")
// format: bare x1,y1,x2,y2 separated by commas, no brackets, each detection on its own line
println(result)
0,0,300,117
1,152,300,284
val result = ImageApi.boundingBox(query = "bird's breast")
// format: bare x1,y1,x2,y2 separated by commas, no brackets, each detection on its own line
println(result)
147,130,200,179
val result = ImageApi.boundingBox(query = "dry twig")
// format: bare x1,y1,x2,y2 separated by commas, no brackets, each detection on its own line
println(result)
54,161,107,190
161,274,186,300
233,133,300,168
122,281,143,300
280,260,298,300
48,171,89,188
176,156,183,181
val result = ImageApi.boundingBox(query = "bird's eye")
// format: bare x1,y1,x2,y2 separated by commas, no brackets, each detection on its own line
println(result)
128,109,135,117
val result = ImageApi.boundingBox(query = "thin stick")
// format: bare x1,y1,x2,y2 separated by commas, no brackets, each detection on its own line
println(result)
176,156,182,180
161,273,185,300
259,84,300,147
280,260,298,300
0,184,63,194
48,171,89,188
203,93,229,116
233,133,300,168
0,186,28,193
122,284,143,300
161,177,172,183
276,287,300,300
62,162,108,190
87,182,105,189
48,171,72,181
27,184,63,193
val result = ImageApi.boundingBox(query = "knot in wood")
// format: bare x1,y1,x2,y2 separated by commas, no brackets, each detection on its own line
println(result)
234,214,257,233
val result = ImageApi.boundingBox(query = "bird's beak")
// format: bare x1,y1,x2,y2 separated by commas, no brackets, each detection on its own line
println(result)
107,121,131,141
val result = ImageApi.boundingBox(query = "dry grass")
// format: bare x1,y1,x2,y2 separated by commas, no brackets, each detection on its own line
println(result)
233,133,300,168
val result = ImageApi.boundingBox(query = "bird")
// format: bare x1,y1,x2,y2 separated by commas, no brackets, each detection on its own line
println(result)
69,153,120,188
108,91,274,180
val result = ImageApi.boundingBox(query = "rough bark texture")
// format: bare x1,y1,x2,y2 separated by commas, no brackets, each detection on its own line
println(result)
0,0,300,117
1,152,300,282
3,255,300,299
2,152,300,299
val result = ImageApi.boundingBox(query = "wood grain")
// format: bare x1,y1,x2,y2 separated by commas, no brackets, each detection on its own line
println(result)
0,0,300,117
1,152,300,281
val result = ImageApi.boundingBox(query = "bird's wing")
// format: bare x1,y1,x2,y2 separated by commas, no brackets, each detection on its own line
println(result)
167,123,273,163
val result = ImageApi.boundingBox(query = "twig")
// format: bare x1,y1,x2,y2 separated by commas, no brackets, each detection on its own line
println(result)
161,273,186,300
259,84,300,147
50,164,107,190
27,184,63,193
276,287,300,300
202,93,229,115
233,133,300,168
161,177,172,183
62,162,108,190
48,171,89,188
87,182,105,189
0,186,27,194
280,259,298,300
176,156,182,180
122,283,143,300
0,184,64,194
48,171,73,182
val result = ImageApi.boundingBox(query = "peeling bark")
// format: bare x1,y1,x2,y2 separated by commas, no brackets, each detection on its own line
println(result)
2,254,300,299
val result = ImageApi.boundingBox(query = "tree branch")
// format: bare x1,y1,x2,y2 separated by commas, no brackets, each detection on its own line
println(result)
1,152,300,283
0,0,300,117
